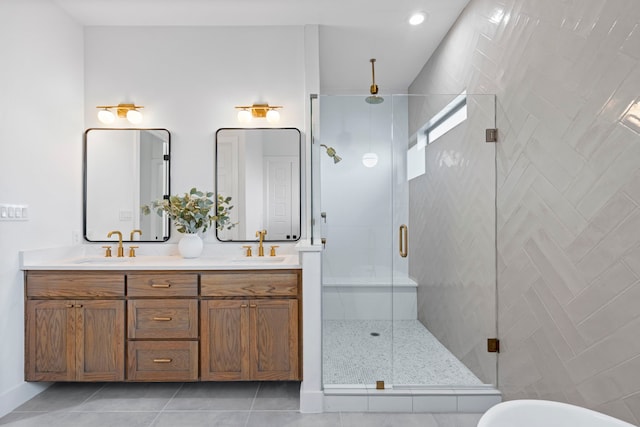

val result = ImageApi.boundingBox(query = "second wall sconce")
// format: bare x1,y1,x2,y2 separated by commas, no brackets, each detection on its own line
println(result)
97,103,144,125
235,103,282,124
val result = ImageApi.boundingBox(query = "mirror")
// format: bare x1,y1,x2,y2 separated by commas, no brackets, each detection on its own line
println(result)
84,128,170,242
215,128,301,242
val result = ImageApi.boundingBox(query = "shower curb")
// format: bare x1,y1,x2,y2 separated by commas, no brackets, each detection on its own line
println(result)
323,386,501,413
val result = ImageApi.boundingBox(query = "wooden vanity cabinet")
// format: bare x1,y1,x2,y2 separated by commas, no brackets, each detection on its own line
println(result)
25,268,301,383
200,270,300,381
25,272,125,382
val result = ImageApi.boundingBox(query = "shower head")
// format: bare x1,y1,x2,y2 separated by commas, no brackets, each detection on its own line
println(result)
320,144,342,163
366,58,384,104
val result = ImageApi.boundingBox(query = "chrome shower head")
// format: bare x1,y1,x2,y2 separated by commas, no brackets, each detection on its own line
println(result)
366,58,384,104
320,144,342,163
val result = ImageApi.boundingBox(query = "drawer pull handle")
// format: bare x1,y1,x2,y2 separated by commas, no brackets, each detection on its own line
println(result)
240,304,248,308
249,304,257,308
66,304,74,308
153,317,172,321
153,358,172,363
75,304,83,308
151,284,171,288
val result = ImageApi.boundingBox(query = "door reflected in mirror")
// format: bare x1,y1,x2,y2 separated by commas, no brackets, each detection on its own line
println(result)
215,128,301,242
84,128,170,242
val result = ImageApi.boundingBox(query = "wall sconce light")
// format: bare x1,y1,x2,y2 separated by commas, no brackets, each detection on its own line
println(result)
96,103,144,125
235,103,282,124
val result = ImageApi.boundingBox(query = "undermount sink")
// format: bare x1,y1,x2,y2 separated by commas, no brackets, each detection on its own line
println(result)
231,256,286,263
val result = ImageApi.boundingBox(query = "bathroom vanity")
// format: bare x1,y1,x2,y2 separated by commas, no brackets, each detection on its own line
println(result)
23,260,301,383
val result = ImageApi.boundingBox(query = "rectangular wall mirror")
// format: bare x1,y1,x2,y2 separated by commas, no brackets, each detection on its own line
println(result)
84,128,170,242
215,128,301,242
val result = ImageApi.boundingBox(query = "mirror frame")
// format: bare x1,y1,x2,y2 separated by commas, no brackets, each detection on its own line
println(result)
215,127,302,243
83,128,171,243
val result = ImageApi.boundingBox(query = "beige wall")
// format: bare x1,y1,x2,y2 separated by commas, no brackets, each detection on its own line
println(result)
410,0,640,423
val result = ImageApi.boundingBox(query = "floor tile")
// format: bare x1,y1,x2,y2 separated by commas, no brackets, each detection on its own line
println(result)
341,412,439,427
151,411,250,427
13,383,105,412
252,382,300,410
0,411,69,427
432,413,484,427
76,382,181,411
165,382,259,410
246,411,342,427
59,411,158,427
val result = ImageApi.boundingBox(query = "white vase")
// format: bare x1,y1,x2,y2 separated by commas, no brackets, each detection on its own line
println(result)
178,233,203,258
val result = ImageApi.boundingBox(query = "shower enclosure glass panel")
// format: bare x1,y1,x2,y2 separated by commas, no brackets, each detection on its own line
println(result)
313,94,496,389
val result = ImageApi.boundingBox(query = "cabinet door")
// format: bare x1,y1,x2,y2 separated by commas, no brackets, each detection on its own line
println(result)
201,300,249,380
76,300,125,381
250,299,299,380
25,300,75,381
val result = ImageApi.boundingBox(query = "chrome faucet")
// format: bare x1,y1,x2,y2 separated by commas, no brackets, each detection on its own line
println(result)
107,230,124,257
255,229,267,256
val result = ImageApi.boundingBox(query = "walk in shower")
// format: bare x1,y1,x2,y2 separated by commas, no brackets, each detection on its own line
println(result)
311,94,498,392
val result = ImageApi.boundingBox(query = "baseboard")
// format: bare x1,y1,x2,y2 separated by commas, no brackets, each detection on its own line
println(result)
300,390,324,413
0,382,50,418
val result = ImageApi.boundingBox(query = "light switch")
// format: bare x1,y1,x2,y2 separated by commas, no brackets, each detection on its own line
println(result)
0,204,29,221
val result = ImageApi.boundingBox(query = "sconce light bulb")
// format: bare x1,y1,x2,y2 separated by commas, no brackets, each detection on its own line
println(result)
126,109,143,124
237,109,251,123
97,109,115,124
362,152,378,168
266,109,280,123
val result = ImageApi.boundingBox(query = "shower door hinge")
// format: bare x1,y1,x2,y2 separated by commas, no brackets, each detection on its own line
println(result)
486,128,498,143
487,338,500,353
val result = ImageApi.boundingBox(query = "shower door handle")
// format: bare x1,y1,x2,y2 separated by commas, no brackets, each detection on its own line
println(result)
399,224,408,258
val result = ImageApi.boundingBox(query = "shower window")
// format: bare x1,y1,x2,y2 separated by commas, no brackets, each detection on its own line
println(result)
426,92,467,144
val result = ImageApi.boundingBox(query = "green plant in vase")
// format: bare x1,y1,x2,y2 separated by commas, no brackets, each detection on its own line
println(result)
142,188,236,257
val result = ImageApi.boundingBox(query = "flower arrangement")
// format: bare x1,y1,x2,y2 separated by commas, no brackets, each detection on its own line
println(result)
142,188,236,234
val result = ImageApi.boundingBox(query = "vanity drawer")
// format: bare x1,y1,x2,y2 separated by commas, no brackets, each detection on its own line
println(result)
127,341,198,381
201,270,299,297
128,299,198,339
127,273,198,297
26,271,125,298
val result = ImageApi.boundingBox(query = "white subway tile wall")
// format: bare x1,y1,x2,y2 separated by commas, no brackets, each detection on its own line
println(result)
410,0,640,424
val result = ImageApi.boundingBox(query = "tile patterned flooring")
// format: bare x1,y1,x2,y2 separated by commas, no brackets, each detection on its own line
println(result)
0,382,483,426
323,320,483,386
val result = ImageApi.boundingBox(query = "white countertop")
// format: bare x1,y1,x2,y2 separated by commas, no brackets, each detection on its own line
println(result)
20,244,302,271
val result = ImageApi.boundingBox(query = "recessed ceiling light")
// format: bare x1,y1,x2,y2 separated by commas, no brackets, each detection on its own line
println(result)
409,12,426,26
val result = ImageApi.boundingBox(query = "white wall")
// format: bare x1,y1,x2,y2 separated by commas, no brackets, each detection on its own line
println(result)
0,14,310,416
0,0,84,417
84,25,306,242
411,0,640,423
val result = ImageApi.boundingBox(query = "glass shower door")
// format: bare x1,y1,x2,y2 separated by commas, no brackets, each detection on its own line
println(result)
391,94,497,388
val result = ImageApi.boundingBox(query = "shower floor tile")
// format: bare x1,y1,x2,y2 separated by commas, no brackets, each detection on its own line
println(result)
323,320,483,386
